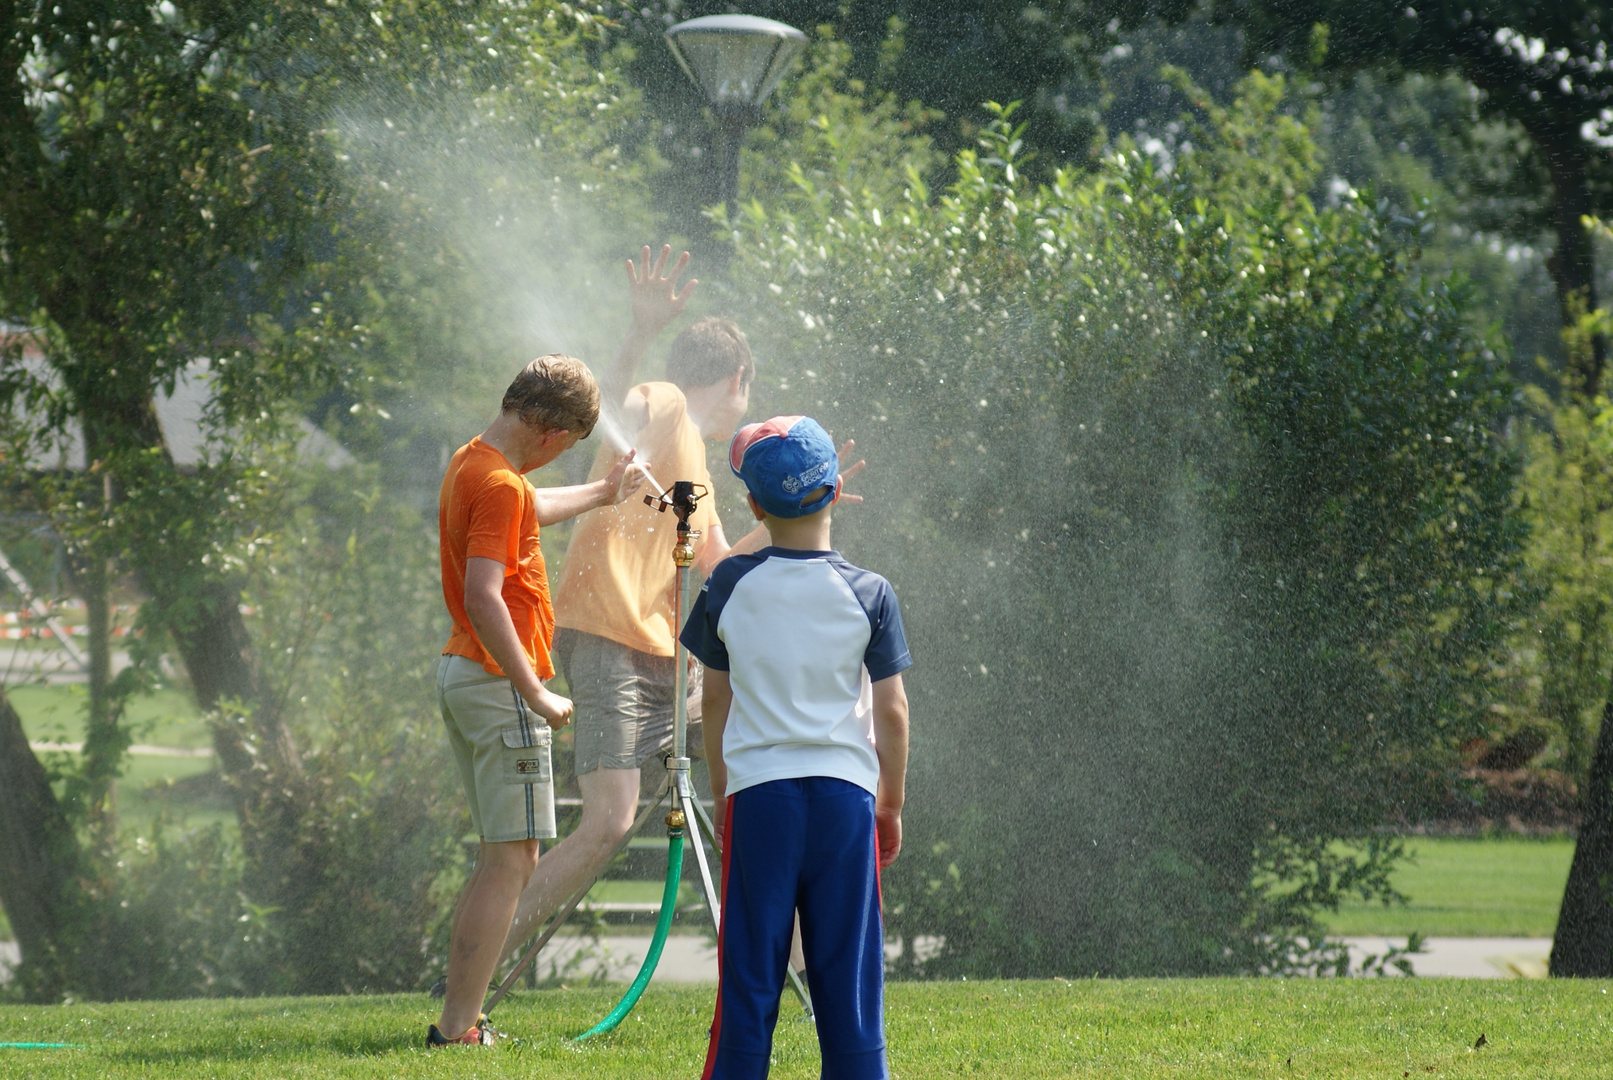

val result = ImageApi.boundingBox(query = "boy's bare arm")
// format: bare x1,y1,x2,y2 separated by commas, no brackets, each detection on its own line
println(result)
463,556,574,728
531,450,645,525
701,667,733,830
872,673,909,868
600,245,698,411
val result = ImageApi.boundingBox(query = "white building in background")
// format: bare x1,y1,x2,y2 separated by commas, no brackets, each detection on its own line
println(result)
2,328,352,471
0,329,356,676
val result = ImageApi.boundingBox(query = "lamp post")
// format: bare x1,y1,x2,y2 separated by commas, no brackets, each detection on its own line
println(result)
664,14,807,218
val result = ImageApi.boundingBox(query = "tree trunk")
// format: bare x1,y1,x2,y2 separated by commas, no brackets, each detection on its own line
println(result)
78,394,300,785
0,684,82,997
153,576,298,780
133,546,312,943
1552,696,1613,976
1537,133,1608,398
77,478,124,844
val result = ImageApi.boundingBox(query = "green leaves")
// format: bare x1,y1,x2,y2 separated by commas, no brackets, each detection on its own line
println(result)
728,69,1519,975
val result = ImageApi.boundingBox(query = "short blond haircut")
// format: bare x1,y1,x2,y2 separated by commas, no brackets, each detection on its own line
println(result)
501,354,600,436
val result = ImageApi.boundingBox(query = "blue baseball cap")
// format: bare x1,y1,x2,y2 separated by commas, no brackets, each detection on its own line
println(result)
728,415,841,519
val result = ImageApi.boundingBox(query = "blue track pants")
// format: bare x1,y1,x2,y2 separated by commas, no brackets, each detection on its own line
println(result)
702,777,887,1080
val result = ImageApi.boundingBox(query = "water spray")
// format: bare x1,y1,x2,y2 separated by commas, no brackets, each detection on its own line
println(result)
594,407,668,502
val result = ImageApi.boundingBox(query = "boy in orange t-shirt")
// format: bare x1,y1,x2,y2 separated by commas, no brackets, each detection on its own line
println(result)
431,353,643,1047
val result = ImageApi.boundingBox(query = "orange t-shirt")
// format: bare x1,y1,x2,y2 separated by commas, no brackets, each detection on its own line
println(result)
553,382,719,656
439,437,555,680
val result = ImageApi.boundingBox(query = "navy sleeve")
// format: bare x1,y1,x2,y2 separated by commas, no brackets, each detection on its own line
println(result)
680,555,766,671
863,578,913,681
829,559,913,681
679,580,729,670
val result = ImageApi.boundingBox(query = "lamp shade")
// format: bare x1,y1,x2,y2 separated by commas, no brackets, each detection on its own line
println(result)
664,15,807,114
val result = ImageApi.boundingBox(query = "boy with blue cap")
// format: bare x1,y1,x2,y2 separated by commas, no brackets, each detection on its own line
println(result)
680,415,913,1080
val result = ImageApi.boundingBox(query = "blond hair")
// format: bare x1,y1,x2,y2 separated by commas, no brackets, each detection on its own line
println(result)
501,354,600,436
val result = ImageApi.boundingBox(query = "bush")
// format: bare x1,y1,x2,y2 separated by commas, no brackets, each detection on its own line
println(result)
727,72,1522,975
49,464,467,999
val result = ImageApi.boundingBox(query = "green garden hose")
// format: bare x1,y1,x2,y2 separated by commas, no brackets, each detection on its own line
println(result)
573,825,686,1042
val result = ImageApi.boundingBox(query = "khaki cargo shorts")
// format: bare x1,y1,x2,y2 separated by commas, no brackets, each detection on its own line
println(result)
437,653,557,842
554,629,702,776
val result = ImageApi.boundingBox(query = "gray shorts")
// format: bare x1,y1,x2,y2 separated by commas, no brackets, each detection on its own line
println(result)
437,654,557,842
555,629,702,775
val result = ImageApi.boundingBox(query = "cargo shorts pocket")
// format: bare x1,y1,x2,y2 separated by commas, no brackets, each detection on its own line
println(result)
500,725,552,786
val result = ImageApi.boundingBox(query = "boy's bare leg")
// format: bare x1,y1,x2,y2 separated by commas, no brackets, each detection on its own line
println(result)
502,766,641,956
439,838,542,1037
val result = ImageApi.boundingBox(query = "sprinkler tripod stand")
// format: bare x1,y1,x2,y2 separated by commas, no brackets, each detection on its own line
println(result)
482,481,813,1033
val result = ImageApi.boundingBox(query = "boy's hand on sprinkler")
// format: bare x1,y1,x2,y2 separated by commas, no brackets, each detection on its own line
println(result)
529,684,575,729
875,806,902,868
626,244,697,334
603,449,648,505
837,439,867,506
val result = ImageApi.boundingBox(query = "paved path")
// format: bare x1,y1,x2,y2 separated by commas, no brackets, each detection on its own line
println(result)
27,741,212,757
1341,937,1552,978
0,936,1557,987
549,936,1559,982
525,934,718,984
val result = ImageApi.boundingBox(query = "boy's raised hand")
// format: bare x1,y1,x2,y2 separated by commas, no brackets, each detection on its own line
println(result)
837,439,867,506
626,244,698,335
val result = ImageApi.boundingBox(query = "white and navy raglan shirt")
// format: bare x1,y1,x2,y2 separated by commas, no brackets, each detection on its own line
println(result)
679,547,913,797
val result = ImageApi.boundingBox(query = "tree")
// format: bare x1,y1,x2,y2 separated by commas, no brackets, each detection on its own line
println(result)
1536,306,1613,977
0,686,81,997
1198,2,1613,395
0,0,647,998
725,65,1521,973
1113,0,1613,985
0,0,350,994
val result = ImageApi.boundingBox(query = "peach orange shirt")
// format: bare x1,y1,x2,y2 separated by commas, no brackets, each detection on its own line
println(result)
440,437,556,680
553,382,718,657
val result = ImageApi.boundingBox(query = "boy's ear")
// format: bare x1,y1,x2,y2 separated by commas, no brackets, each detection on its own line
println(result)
746,492,767,521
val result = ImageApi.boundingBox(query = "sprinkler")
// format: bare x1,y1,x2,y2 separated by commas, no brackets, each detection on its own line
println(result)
573,479,729,1042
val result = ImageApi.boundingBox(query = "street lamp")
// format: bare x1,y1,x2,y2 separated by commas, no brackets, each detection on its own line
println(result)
665,14,807,217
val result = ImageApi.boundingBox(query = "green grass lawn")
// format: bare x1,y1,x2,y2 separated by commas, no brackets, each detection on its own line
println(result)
1,979,1609,1078
1322,837,1574,938
8,683,233,837
10,684,208,749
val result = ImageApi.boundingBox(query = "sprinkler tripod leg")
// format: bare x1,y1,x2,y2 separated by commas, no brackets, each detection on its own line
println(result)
676,768,721,928
784,962,815,1022
482,775,671,1017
